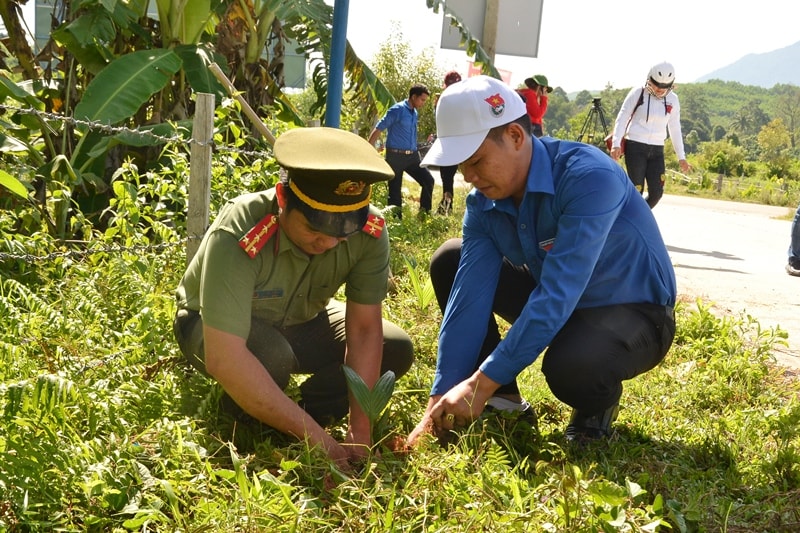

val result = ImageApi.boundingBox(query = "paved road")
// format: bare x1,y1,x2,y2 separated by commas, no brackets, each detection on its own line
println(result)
653,195,800,371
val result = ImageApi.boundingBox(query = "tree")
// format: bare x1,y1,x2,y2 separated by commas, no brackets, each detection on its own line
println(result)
0,0,38,79
676,84,711,144
757,118,792,178
773,84,800,148
365,27,442,138
541,88,575,138
698,139,745,176
573,90,593,109
729,107,754,135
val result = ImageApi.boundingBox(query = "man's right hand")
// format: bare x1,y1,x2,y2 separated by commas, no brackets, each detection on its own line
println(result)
322,434,355,471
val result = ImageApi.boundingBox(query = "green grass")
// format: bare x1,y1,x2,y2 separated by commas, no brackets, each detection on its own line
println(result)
2,182,800,532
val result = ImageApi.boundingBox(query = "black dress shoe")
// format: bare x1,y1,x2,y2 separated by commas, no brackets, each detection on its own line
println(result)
786,256,800,277
565,403,619,441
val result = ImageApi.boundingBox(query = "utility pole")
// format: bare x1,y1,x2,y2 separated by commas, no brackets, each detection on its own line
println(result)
325,0,350,128
482,0,499,64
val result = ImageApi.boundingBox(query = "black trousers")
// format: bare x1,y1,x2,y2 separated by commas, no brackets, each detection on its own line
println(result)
429,238,675,414
173,301,415,425
439,165,457,197
624,139,666,208
385,151,435,213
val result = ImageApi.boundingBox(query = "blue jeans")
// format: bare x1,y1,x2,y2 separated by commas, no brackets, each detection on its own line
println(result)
790,202,800,260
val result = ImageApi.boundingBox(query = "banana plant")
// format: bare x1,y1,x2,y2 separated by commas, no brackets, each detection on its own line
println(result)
0,0,426,239
0,0,38,79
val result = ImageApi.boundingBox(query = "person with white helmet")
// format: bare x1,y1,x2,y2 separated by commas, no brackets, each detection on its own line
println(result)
609,61,691,208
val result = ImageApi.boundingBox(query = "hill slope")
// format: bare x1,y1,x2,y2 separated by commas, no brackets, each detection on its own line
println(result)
696,40,800,87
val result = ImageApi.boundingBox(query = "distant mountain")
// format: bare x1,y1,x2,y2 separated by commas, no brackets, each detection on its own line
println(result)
695,40,800,87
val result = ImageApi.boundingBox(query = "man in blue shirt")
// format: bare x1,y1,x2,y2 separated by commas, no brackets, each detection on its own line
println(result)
368,84,435,217
407,76,677,445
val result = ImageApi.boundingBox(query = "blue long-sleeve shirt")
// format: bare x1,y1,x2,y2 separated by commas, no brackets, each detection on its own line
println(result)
374,100,419,151
431,136,676,395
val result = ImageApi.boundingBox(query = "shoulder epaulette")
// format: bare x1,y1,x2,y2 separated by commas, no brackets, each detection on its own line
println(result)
239,214,279,258
361,214,385,238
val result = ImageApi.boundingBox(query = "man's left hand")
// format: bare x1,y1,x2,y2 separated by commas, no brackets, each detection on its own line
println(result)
429,371,500,433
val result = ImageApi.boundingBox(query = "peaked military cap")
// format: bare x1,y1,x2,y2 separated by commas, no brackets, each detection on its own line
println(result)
274,127,393,237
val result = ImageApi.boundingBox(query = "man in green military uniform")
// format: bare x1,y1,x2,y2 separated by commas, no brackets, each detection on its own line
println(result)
174,127,414,468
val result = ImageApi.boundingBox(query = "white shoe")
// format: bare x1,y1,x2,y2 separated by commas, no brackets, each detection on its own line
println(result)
485,396,531,412
484,396,537,427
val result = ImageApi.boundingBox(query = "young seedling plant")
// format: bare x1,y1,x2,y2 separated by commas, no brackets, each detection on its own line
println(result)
342,365,396,443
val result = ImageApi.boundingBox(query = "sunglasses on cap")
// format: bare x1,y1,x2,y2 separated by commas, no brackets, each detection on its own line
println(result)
297,201,369,238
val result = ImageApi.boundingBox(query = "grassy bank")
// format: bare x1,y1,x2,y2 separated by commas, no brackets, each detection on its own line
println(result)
1,186,799,532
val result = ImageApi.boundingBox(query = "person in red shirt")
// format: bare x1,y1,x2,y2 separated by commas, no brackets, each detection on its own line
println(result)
517,74,552,137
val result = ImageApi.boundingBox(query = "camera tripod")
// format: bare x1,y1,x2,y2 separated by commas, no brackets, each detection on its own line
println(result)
576,97,609,145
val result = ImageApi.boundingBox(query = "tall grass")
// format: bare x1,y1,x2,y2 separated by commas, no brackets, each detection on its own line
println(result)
1,166,799,532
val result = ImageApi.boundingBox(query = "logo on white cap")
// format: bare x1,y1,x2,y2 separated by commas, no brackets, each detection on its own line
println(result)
484,94,507,117
421,76,527,168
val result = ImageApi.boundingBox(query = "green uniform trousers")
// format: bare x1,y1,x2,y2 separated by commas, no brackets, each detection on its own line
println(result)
173,300,414,425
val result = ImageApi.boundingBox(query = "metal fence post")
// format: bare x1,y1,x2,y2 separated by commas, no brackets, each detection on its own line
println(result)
187,93,215,264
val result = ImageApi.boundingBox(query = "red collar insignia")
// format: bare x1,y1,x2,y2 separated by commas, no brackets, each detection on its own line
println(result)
239,214,279,258
362,214,385,238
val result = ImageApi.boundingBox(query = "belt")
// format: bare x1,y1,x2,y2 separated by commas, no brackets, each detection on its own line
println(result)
386,148,416,155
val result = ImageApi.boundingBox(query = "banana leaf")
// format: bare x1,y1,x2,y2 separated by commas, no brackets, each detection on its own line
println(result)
73,49,183,126
176,45,227,99
155,0,213,46
0,169,29,199
0,75,45,110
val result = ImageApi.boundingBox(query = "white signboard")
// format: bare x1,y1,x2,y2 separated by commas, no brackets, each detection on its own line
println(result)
441,0,543,58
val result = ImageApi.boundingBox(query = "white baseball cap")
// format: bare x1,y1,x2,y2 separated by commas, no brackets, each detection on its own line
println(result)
421,75,527,167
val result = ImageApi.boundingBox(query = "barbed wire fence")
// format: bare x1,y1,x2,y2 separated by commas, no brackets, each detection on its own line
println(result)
0,92,275,267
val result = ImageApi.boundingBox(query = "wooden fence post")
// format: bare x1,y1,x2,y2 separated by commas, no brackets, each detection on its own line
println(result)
187,93,215,264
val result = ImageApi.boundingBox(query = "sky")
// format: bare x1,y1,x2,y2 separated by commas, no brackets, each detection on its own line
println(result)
329,0,800,93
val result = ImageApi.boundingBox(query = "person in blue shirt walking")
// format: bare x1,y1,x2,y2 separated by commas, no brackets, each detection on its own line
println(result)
406,76,677,445
787,201,800,276
368,84,435,217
